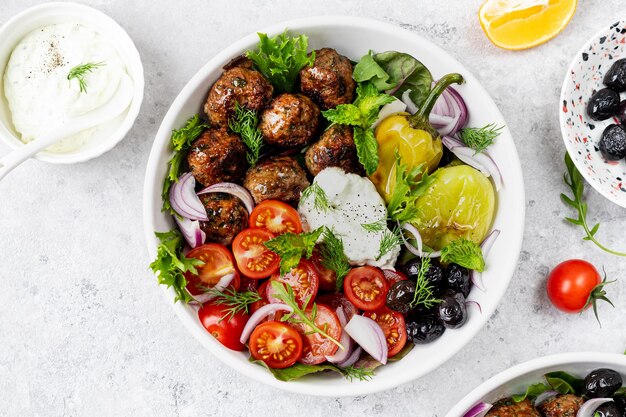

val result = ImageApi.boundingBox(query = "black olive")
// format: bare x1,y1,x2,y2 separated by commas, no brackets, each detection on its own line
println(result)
445,264,471,297
437,290,467,329
405,314,445,344
604,58,626,92
614,395,626,413
400,258,445,295
386,280,415,314
618,101,626,124
587,88,621,121
599,124,626,160
595,402,623,417
439,146,453,167
584,368,623,398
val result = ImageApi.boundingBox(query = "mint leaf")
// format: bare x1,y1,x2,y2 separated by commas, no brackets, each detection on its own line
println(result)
353,127,379,176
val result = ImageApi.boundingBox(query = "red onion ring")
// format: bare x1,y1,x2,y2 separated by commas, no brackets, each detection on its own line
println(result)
465,300,482,315
344,315,388,365
576,398,613,417
197,182,255,214
169,173,209,221
337,346,362,368
534,391,558,407
190,272,235,304
463,402,493,417
422,250,442,258
401,90,418,114
239,303,294,345
470,229,501,292
325,308,353,363
442,136,503,191
399,222,423,257
174,215,205,248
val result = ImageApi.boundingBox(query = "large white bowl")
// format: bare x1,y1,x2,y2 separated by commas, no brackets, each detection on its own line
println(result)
0,2,144,164
445,352,626,417
143,16,526,396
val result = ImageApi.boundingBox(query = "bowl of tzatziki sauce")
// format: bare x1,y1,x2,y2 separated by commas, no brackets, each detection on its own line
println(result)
0,2,144,164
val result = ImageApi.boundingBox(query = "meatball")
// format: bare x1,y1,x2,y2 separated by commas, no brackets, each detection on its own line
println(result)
259,93,320,147
199,193,248,245
243,155,309,205
186,128,248,187
305,124,364,176
204,67,273,126
537,395,583,417
485,399,541,417
299,48,356,110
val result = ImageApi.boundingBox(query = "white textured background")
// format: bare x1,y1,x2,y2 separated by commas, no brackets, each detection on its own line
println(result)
1,1,625,416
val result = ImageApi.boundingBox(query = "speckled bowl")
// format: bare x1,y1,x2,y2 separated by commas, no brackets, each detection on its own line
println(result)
560,20,626,207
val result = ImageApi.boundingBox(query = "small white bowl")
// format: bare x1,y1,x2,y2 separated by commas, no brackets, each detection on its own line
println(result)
445,352,626,417
560,20,626,207
0,2,144,164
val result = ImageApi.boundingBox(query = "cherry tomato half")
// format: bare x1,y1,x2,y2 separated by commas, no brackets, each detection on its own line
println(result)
290,304,342,365
185,244,239,295
343,266,389,311
267,260,320,309
198,302,248,351
546,259,603,313
364,307,407,357
249,200,302,235
249,321,303,369
310,250,337,291
232,229,280,279
383,269,408,286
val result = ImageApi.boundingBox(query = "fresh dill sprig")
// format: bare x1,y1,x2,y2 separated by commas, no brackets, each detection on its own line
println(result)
409,257,440,309
208,287,262,321
67,62,105,93
376,226,401,261
457,123,503,154
229,102,264,166
301,182,330,212
361,218,388,232
341,365,374,382
319,228,351,291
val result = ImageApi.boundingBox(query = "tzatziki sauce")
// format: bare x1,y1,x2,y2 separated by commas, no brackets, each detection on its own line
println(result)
3,23,126,152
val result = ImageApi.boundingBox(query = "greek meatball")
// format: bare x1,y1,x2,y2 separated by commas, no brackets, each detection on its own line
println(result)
299,48,356,110
204,67,273,126
259,93,320,147
305,124,364,176
243,155,309,205
186,128,248,187
199,193,248,245
537,395,584,417
485,399,541,417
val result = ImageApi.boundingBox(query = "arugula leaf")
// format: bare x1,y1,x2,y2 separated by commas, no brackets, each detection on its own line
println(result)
264,228,324,275
544,371,585,395
353,127,379,176
386,150,434,224
246,31,314,93
440,238,485,272
319,228,351,291
228,102,263,166
458,123,503,154
511,383,551,403
149,230,204,303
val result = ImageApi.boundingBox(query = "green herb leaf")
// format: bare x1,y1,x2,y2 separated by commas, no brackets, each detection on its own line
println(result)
377,226,401,261
353,127,379,176
246,31,314,93
386,150,434,224
322,104,364,127
361,218,388,232
67,62,105,93
264,228,324,275
511,383,551,403
228,102,263,166
319,228,351,291
544,371,585,395
149,230,204,303
355,82,396,127
458,123,503,154
409,257,440,309
208,287,262,321
341,365,375,382
352,50,396,91
581,268,616,327
440,238,485,272
250,357,372,382
300,182,330,212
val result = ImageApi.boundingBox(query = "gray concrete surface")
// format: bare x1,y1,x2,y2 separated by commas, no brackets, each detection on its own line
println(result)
0,0,624,416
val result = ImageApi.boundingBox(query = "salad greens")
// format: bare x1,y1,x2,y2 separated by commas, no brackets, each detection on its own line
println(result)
544,371,585,395
264,228,324,275
458,123,503,154
250,358,373,382
440,238,485,272
228,102,263,166
511,383,551,403
387,151,434,224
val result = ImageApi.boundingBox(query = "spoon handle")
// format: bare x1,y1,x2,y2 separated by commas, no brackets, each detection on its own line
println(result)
0,134,61,181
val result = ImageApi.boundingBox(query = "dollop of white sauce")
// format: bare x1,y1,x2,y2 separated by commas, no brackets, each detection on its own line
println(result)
298,167,400,269
4,23,126,152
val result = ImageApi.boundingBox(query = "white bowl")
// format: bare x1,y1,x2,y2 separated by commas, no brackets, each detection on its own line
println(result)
0,2,144,164
445,352,626,417
560,19,626,208
143,16,526,396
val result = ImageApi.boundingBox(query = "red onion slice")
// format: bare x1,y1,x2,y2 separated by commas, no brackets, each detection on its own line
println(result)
399,222,423,257
470,229,501,292
534,391,558,407
344,315,388,365
190,273,235,304
169,172,209,221
197,182,255,214
401,89,418,114
422,250,442,258
576,398,613,417
337,346,362,368
442,136,503,191
463,402,493,417
372,99,407,128
239,303,294,345
174,215,205,248
325,307,353,363
465,300,482,315
430,84,468,136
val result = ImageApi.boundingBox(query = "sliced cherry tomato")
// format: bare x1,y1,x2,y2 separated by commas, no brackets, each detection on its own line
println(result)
249,280,269,316
316,293,359,321
290,304,341,365
267,260,319,308
383,269,408,286
310,250,337,291
343,266,389,311
184,244,239,295
249,200,302,235
198,302,248,351
364,307,407,357
249,321,303,369
232,229,280,279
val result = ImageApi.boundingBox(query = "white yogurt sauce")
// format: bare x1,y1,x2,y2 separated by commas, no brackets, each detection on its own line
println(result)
298,167,400,269
4,23,126,152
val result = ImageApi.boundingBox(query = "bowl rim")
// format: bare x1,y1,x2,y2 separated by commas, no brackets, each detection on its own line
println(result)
559,19,626,208
445,352,626,417
142,15,526,396
0,1,145,164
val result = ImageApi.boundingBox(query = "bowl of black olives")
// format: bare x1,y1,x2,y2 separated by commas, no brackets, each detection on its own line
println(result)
560,20,626,208
446,352,626,417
